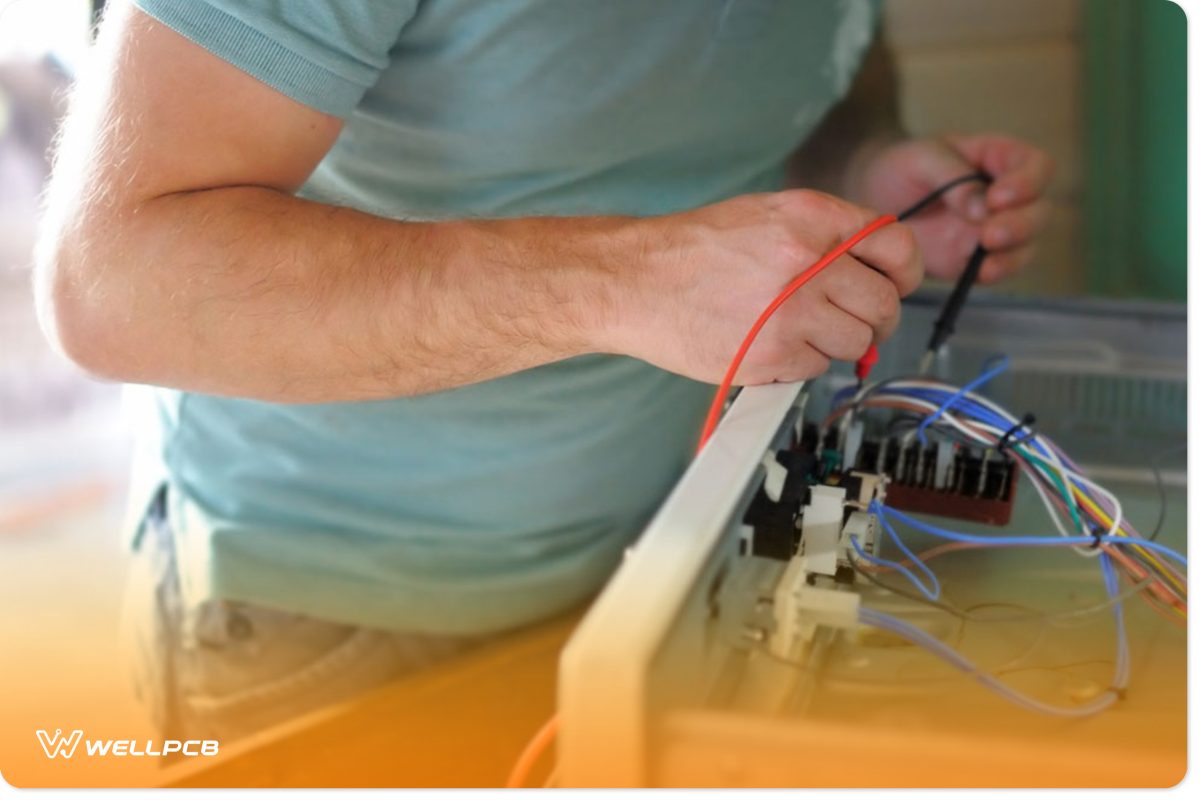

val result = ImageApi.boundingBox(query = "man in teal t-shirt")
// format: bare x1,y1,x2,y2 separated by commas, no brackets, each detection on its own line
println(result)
39,0,1052,740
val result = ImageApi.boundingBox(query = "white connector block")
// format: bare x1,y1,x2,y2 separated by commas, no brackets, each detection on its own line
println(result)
839,510,876,563
798,484,845,576
843,420,865,472
761,455,788,503
770,564,861,660
794,585,860,634
935,439,954,489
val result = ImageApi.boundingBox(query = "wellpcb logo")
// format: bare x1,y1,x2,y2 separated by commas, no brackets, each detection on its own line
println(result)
36,728,219,759
36,729,83,759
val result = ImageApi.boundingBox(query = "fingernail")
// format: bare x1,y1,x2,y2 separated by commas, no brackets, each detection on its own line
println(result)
992,187,1016,206
989,227,1012,248
967,196,988,222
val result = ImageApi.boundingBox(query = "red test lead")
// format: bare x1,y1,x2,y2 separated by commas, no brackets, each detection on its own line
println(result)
855,343,879,385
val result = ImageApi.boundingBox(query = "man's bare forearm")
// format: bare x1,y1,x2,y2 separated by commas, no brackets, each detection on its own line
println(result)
41,186,636,402
37,4,927,404
35,3,638,402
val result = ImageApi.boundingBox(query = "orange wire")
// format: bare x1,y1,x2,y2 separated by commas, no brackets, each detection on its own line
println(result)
509,208,1188,780
858,539,985,572
696,214,898,452
507,214,903,786
505,714,559,788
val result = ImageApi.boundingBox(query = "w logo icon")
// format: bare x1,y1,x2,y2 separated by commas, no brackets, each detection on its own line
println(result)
36,729,83,759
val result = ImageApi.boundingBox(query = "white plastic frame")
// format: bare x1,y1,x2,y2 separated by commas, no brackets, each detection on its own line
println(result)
558,382,802,787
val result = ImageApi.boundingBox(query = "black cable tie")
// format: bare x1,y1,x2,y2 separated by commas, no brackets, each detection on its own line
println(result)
1011,429,1038,449
1088,521,1105,550
997,413,1037,452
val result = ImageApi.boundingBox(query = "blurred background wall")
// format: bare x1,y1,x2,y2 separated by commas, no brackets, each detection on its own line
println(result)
885,0,1186,300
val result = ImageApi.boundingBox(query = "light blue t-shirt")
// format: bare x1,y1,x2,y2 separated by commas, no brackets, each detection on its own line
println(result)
132,0,878,634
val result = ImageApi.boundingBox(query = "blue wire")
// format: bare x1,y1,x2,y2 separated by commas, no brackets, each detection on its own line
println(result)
854,521,1135,717
896,386,1057,461
896,389,1010,432
878,512,942,598
879,512,942,598
915,355,1010,444
881,369,1060,458
857,607,1120,717
870,502,1188,567
831,385,858,407
1099,552,1130,689
847,360,1147,715
849,534,941,601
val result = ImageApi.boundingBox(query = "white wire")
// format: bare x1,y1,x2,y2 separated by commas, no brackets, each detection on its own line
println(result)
834,379,1151,565
1064,471,1125,538
836,377,1184,609
892,403,1095,556
961,419,1125,545
1021,461,1079,540
878,381,1085,523
955,417,1119,557
859,381,1093,522
848,388,1115,557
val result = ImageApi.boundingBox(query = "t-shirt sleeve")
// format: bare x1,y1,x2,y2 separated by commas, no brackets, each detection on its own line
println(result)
133,0,420,117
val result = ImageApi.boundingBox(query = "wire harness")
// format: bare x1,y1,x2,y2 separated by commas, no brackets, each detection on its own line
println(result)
507,175,1184,785
826,358,1187,622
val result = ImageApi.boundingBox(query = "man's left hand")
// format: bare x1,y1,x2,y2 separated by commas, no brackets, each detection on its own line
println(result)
854,134,1055,283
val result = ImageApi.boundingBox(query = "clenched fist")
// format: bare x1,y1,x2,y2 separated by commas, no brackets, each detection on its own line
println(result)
604,190,923,386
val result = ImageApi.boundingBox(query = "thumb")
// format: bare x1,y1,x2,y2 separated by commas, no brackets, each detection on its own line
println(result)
915,141,989,223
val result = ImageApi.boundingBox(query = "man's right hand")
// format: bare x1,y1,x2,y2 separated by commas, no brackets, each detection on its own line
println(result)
602,190,923,386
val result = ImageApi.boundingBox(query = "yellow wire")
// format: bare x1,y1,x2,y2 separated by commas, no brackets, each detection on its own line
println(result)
1071,488,1187,599
1017,444,1184,599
